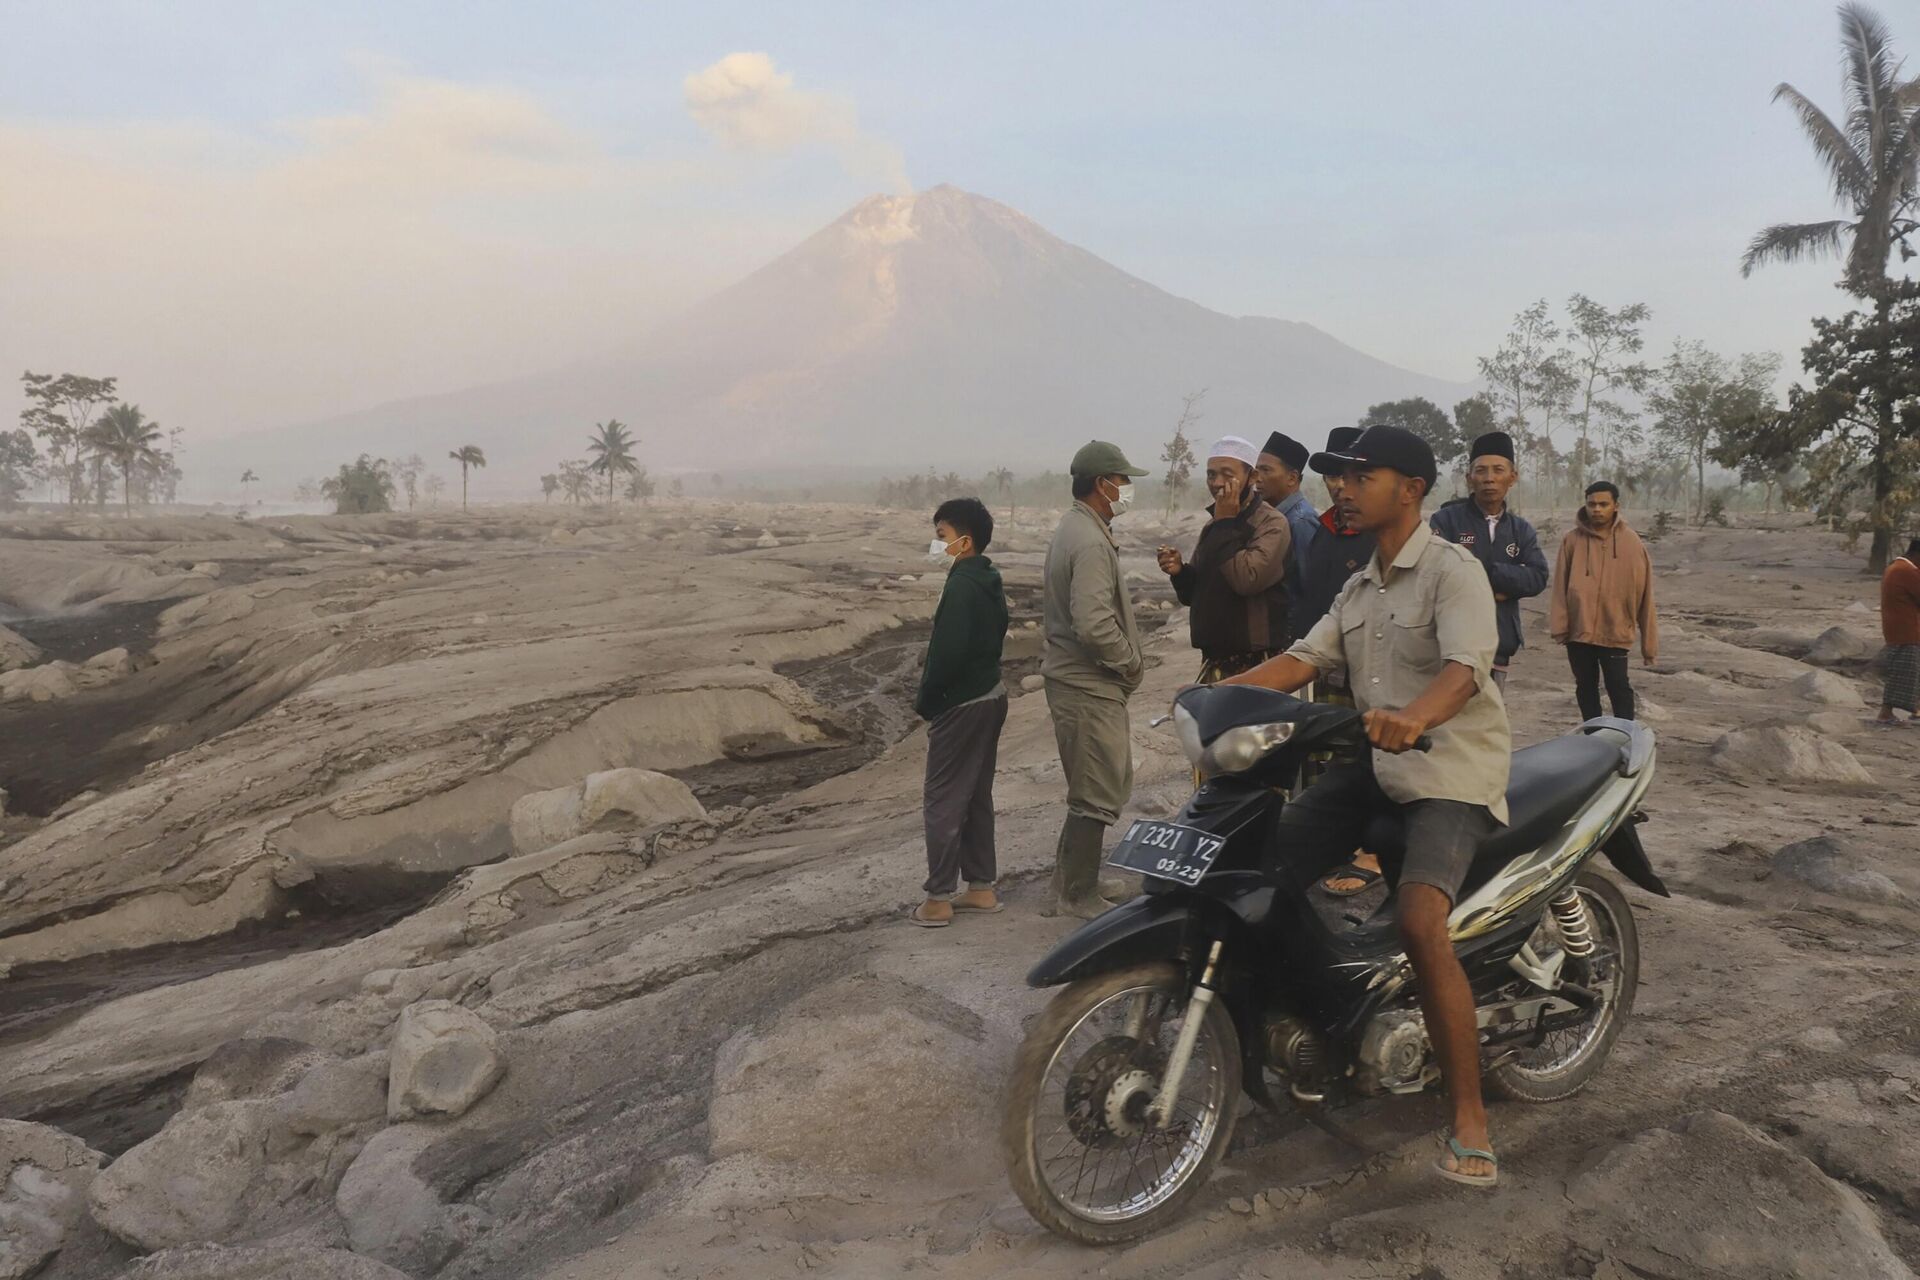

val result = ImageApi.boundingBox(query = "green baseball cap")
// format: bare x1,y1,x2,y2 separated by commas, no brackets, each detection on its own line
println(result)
1070,440,1150,479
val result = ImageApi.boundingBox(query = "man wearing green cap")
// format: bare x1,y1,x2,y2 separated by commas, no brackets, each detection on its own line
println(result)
1040,441,1150,918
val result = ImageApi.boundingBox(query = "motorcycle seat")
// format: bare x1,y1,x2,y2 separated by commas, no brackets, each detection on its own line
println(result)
1360,732,1622,893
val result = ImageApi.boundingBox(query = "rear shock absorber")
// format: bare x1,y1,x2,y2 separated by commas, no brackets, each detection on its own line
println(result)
1551,890,1596,959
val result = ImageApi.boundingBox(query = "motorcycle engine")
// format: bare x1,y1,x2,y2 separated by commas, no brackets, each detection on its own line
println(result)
1264,1014,1328,1092
1357,1010,1430,1095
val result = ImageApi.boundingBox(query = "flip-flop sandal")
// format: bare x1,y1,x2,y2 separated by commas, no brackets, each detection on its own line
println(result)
1319,863,1382,898
906,903,951,928
1434,1136,1499,1188
951,898,1005,915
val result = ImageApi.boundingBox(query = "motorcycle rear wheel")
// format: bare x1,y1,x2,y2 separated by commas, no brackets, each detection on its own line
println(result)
1001,961,1242,1245
1487,870,1640,1103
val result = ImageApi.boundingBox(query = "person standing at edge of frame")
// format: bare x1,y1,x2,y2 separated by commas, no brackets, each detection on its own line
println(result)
1875,535,1920,726
1427,430,1549,694
1156,434,1293,685
1040,440,1149,920
908,497,1011,928
1549,480,1658,722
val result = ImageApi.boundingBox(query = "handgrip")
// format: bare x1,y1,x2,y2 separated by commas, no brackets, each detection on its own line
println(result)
1413,734,1434,752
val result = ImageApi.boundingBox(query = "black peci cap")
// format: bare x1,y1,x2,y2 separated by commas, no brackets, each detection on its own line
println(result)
1310,427,1365,473
1469,431,1515,464
1308,424,1438,491
1261,431,1309,472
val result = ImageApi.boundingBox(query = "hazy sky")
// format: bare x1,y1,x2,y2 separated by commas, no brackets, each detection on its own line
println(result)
0,0,1886,446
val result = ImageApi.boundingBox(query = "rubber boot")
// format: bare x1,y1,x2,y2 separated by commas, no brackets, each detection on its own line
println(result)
1044,814,1115,919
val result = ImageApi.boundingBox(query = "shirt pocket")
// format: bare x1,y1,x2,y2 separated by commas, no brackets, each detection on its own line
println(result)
1388,597,1439,672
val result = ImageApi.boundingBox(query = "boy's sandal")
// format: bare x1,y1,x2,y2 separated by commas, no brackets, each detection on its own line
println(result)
906,903,951,928
1434,1136,1499,1188
1319,863,1382,898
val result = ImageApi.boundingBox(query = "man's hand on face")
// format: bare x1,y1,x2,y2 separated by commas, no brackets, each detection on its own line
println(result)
1157,546,1184,576
1363,707,1429,754
1212,483,1243,520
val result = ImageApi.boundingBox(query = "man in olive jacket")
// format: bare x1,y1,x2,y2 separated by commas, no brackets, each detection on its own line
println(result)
910,498,1011,927
1042,440,1149,918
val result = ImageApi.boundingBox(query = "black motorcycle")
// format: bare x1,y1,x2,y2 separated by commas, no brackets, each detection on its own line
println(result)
1001,684,1666,1243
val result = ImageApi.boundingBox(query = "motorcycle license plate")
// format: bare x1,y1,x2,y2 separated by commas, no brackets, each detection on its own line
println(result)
1108,819,1226,886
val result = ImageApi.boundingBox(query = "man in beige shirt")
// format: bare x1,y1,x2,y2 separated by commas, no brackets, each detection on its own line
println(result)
1225,423,1510,1188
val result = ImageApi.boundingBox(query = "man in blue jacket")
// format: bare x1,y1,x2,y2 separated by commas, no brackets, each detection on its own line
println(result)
1427,431,1549,692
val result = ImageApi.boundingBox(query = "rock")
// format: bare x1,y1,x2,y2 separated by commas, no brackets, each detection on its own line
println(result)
0,625,41,673
755,531,779,548
0,787,7,819
0,1120,103,1280
1567,1111,1908,1280
509,768,705,853
1807,625,1873,664
335,1129,464,1274
386,1001,505,1121
896,574,917,583
126,1243,409,1280
0,663,75,704
1632,695,1671,722
1772,835,1903,904
1227,1196,1254,1215
1788,669,1867,706
1804,710,1864,738
78,649,130,681
1710,725,1873,785
1846,600,1873,614
88,1101,276,1250
182,1038,335,1112
277,1053,388,1137
188,562,224,579
1019,674,1044,693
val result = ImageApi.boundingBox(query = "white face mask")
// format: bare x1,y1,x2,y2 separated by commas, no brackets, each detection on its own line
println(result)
927,537,955,564
1105,479,1135,516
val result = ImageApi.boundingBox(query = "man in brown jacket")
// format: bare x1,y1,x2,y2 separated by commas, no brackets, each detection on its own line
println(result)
1157,435,1292,683
1549,480,1657,721
1875,536,1920,725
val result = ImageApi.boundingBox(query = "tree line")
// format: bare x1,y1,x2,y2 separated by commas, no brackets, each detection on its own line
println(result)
7,372,182,511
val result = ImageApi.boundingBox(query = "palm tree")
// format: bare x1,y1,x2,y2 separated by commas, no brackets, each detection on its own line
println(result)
586,420,639,507
89,404,163,512
1741,4,1920,294
240,468,259,504
987,466,1016,517
448,445,486,509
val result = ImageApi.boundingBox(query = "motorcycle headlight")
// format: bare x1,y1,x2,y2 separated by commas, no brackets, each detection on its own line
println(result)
1198,721,1296,776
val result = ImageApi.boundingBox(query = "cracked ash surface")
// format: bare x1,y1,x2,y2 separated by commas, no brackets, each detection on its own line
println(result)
1,503,1917,1280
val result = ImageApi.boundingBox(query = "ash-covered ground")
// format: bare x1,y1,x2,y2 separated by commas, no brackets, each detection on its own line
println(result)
0,502,1915,1280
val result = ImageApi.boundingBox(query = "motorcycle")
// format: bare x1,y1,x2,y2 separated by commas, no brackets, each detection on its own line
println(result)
1000,684,1666,1244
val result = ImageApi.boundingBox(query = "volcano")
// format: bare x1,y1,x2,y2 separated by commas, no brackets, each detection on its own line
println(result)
248,185,1467,487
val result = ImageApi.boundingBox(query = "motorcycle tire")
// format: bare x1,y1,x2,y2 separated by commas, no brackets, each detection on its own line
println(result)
1001,961,1242,1246
1487,870,1640,1103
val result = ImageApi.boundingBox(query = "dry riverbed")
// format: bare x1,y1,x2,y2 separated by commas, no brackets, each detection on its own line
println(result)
0,503,1916,1280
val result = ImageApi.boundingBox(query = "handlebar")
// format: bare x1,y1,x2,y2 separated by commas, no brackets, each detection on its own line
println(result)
1414,734,1434,753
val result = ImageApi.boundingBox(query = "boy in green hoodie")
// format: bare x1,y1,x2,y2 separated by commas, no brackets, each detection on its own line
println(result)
910,498,1012,927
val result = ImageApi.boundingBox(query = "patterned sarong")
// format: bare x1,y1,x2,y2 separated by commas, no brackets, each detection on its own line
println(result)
1884,643,1920,713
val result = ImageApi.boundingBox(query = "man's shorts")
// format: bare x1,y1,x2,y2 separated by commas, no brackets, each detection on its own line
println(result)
1273,766,1500,905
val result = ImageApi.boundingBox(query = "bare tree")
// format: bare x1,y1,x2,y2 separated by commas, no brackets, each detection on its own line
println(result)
1161,390,1205,517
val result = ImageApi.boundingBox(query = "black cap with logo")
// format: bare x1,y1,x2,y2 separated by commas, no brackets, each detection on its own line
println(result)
1307,423,1438,491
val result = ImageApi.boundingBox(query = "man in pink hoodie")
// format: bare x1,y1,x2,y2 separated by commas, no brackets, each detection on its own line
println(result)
1549,481,1658,721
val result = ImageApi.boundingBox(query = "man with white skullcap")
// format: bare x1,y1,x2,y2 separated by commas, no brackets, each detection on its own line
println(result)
1157,434,1294,683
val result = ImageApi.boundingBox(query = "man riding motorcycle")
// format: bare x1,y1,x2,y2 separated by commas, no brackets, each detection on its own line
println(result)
1223,422,1509,1187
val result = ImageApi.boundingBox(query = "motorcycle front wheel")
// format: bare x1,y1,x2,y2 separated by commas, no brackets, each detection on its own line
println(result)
1001,961,1242,1245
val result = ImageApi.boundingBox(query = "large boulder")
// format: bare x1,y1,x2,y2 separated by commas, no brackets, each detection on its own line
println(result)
0,662,76,704
181,1038,335,1112
1807,625,1874,664
126,1243,408,1280
88,1101,277,1251
335,1129,467,1275
1772,835,1904,904
1710,725,1873,785
507,768,706,853
1788,668,1868,707
0,1120,103,1280
1568,1111,1908,1280
386,1001,505,1121
0,625,40,673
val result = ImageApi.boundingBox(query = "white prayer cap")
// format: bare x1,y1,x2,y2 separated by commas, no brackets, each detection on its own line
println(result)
1207,435,1259,469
